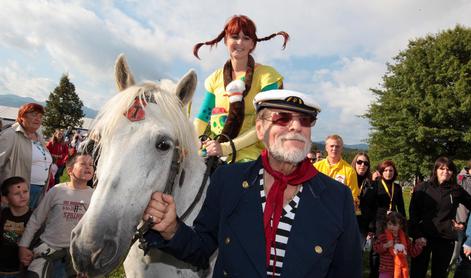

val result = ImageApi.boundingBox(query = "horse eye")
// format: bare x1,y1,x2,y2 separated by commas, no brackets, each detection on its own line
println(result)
155,140,172,151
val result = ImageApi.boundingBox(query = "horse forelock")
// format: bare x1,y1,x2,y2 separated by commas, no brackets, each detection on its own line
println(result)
91,80,199,167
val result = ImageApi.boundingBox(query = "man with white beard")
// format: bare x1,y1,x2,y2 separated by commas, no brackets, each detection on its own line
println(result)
142,89,362,278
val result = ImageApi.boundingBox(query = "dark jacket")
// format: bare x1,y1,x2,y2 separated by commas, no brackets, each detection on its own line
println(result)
358,176,375,233
409,181,471,240
145,158,362,278
366,180,406,233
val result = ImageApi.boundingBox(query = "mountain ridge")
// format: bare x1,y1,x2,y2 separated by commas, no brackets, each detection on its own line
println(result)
0,94,98,118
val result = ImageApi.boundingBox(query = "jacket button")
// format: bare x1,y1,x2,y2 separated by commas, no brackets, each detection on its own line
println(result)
223,270,228,276
242,181,249,188
314,245,323,254
225,237,231,245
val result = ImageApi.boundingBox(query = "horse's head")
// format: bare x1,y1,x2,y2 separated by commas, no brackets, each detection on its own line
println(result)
70,54,203,276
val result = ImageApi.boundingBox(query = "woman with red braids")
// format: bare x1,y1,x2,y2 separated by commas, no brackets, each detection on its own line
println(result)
193,14,289,162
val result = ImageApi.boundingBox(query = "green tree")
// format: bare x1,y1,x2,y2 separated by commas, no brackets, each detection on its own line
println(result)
366,25,471,180
43,74,84,136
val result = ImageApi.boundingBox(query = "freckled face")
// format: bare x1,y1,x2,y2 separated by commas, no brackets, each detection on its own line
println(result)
225,31,255,60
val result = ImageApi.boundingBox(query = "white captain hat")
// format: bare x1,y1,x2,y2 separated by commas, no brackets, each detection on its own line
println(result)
253,89,321,116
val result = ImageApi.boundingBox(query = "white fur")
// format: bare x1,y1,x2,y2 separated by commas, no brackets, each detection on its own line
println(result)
225,79,245,103
70,60,211,277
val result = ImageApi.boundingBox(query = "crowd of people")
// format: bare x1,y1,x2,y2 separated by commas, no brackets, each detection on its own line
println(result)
0,102,91,277
0,14,471,278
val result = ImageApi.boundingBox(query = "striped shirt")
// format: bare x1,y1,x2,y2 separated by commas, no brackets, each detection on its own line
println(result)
259,168,303,277
372,232,423,274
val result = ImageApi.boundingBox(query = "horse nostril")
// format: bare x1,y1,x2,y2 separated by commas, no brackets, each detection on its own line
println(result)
90,239,119,268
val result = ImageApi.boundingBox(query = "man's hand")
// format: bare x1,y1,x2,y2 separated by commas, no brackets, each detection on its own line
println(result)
143,192,178,240
452,220,465,231
18,246,33,266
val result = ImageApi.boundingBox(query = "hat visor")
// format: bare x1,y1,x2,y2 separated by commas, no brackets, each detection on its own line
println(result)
257,103,317,116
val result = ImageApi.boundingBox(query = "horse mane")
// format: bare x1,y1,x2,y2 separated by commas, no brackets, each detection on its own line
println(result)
91,79,199,163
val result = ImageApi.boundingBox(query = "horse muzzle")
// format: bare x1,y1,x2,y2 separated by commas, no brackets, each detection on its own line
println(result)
70,222,127,277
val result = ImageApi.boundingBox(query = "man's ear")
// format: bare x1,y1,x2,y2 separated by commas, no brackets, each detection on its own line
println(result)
255,119,265,140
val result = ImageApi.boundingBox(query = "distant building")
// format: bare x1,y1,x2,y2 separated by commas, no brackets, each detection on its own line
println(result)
0,105,94,133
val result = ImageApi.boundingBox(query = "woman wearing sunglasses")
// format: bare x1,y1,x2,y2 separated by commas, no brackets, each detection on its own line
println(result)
351,153,374,241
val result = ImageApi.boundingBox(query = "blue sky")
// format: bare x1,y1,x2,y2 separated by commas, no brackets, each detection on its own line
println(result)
0,0,470,144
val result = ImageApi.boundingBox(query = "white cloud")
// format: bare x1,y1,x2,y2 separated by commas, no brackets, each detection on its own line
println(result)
0,0,470,143
0,61,55,100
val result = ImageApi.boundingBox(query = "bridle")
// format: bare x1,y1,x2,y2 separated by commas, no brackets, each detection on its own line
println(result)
116,94,209,249
131,137,211,251
81,94,229,252
131,134,236,251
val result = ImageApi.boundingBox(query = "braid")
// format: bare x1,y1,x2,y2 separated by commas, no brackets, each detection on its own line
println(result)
257,31,290,49
193,30,226,59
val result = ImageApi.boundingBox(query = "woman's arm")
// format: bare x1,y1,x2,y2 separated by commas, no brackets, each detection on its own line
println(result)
193,91,215,136
220,127,257,156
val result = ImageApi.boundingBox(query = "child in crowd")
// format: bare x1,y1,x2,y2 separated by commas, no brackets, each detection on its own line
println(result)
0,176,33,277
47,157,58,191
18,153,94,278
373,212,426,278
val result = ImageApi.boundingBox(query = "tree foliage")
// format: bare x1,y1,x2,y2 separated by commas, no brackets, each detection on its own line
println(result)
43,74,84,136
366,25,471,180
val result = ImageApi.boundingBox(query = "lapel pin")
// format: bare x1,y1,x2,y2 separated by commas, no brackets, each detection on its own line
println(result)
314,245,323,254
242,181,249,189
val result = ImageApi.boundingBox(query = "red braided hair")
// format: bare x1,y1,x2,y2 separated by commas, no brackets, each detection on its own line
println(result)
193,15,289,59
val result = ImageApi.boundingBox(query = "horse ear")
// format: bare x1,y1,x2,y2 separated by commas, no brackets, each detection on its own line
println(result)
114,54,136,92
175,70,197,107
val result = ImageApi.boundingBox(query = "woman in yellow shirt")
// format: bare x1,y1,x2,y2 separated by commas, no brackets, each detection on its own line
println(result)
193,15,288,162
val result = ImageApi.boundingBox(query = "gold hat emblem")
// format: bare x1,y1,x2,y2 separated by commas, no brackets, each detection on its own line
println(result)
285,96,304,105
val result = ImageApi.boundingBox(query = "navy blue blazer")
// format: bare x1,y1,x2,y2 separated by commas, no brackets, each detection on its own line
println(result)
146,158,362,277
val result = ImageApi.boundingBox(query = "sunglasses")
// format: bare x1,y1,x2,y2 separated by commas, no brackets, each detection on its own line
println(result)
356,159,370,166
265,112,316,127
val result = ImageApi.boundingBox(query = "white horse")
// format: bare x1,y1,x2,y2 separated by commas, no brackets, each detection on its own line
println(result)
70,54,210,277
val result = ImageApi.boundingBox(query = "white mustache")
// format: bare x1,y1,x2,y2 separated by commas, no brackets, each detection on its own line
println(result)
280,133,307,142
